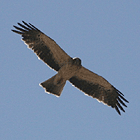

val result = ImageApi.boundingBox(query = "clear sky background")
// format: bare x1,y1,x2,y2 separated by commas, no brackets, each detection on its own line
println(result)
1,1,140,140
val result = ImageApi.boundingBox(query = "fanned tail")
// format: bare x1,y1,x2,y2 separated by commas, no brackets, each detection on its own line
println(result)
40,75,66,97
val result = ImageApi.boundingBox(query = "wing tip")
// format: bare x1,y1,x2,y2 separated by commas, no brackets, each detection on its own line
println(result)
12,21,41,34
113,86,129,115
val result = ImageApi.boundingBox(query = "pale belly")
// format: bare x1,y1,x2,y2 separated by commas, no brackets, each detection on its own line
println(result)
54,63,81,85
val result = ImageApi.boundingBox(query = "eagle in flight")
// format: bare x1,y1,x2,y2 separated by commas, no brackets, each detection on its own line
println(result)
12,21,129,115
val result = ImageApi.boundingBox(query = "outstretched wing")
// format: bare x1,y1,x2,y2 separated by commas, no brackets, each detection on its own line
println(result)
12,21,71,71
69,67,129,115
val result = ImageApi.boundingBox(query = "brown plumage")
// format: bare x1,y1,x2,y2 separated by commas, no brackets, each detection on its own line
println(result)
12,21,129,115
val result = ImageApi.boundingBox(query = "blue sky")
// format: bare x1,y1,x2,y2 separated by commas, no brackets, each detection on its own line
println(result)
1,0,140,140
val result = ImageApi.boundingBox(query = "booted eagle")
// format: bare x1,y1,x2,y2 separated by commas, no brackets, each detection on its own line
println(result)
12,21,129,115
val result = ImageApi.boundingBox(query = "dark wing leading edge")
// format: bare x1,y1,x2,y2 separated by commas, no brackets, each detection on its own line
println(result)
69,67,129,115
12,21,71,71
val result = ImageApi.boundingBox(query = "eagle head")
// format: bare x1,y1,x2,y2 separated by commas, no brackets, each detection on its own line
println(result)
73,57,81,66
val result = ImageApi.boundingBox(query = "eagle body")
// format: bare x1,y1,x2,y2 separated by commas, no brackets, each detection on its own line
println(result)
57,57,82,82
12,21,129,115
41,57,82,96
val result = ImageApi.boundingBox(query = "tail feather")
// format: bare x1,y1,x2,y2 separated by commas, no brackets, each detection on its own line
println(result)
40,75,66,97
